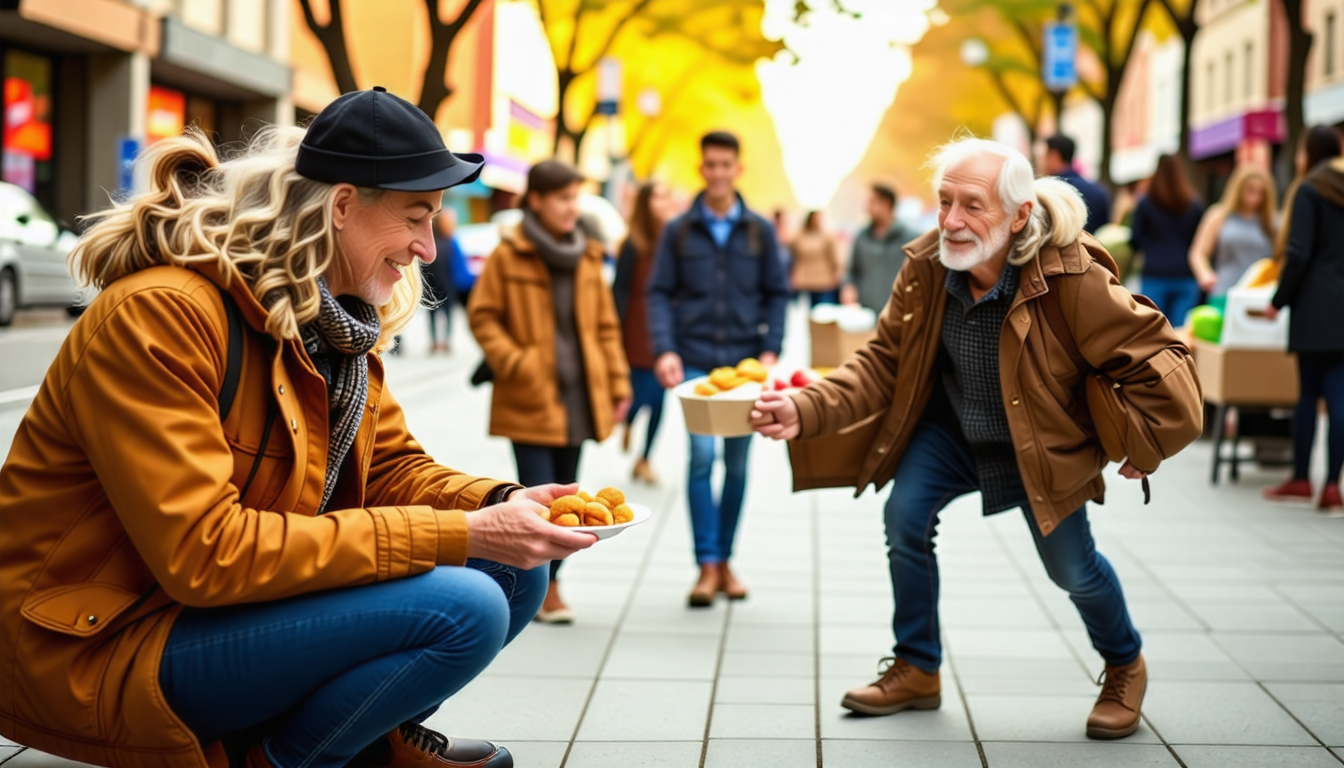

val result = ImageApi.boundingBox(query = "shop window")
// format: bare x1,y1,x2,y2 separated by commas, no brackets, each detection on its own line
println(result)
1244,42,1253,99
2,50,54,198
147,85,187,144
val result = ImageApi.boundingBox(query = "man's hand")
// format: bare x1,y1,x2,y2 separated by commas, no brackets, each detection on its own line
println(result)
655,352,684,389
614,397,633,424
759,351,779,367
840,284,859,306
751,390,801,440
1118,461,1148,481
466,497,596,571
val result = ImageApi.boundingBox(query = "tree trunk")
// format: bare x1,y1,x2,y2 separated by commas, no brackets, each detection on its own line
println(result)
298,0,359,94
1280,0,1312,184
1099,80,1118,188
1177,19,1196,158
418,25,455,118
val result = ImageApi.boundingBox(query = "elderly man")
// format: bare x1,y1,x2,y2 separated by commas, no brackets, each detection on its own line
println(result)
0,89,593,768
753,137,1202,739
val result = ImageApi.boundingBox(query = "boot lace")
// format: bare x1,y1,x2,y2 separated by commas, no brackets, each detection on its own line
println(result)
873,656,914,691
1095,666,1136,709
398,722,450,757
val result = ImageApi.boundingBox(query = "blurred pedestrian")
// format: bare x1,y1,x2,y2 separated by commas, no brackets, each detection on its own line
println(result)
753,137,1203,740
1264,126,1344,515
613,180,675,485
1043,134,1111,234
1130,154,1206,326
425,208,460,353
842,183,917,313
791,210,844,306
469,159,632,624
1189,166,1278,301
648,130,790,606
0,90,596,768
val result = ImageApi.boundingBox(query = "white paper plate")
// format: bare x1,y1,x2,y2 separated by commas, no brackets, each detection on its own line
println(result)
568,503,654,540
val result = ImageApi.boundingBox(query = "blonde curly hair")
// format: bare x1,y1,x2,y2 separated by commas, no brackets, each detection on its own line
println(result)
69,125,421,349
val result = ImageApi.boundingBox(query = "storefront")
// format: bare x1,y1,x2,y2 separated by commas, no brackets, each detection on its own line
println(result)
2,47,57,215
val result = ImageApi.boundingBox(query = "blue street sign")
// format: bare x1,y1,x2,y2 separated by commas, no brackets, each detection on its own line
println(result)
594,100,619,116
1043,22,1078,92
117,136,141,194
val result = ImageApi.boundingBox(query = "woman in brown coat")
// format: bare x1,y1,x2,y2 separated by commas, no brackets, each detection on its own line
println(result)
0,90,594,768
468,160,632,624
790,210,843,306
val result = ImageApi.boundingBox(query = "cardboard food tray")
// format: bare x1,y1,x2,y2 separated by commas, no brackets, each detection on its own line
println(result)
675,379,764,437
1193,340,1298,407
810,320,876,369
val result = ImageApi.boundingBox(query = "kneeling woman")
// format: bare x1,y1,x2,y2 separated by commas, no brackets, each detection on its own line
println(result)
0,89,595,768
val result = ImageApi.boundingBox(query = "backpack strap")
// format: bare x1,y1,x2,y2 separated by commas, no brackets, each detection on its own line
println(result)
216,284,244,422
214,284,274,502
1039,277,1087,373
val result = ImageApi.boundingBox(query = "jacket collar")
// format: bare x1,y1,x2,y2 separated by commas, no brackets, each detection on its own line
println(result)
190,260,280,334
687,191,750,224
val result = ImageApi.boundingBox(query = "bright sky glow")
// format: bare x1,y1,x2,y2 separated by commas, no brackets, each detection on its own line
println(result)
758,0,937,209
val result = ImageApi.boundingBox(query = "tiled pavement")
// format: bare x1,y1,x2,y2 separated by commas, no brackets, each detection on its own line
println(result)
2,305,1343,767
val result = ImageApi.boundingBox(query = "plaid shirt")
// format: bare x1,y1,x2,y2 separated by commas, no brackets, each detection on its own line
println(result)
940,264,1028,514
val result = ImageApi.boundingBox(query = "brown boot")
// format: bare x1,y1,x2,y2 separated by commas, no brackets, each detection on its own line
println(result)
718,562,748,600
1087,654,1147,740
351,722,512,767
688,564,721,607
632,458,659,485
840,657,941,716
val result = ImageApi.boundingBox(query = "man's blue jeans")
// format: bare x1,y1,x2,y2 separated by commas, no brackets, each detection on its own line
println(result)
685,366,752,564
885,421,1141,672
159,560,546,768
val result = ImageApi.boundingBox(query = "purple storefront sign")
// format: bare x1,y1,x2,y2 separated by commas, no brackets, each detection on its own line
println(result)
1190,109,1285,159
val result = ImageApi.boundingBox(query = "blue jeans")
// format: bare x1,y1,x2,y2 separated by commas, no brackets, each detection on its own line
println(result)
1140,275,1202,327
160,561,546,768
626,367,666,460
809,289,840,307
885,421,1141,672
685,366,753,564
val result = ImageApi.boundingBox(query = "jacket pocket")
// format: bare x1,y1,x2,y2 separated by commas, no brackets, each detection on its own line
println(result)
226,433,293,510
21,583,146,638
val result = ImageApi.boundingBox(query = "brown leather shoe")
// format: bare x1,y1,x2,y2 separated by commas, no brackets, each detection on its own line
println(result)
1087,654,1147,740
840,657,941,716
718,562,748,600
688,564,720,607
350,722,513,767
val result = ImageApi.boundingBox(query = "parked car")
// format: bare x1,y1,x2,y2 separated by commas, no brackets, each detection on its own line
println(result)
0,182,81,326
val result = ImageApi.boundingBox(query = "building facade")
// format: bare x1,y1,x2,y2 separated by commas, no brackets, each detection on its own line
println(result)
1,0,293,227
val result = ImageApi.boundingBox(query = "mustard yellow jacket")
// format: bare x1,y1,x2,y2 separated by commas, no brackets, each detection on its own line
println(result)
0,264,509,767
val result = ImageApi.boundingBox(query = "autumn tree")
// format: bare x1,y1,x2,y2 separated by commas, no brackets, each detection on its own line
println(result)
532,0,783,160
1075,0,1156,188
943,0,1056,144
297,0,488,118
1154,0,1198,157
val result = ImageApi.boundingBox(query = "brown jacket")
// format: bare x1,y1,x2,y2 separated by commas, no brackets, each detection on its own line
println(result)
0,264,512,768
791,230,1203,535
468,227,631,446
790,230,842,292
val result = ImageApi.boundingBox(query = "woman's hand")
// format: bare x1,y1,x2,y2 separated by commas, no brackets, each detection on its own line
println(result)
466,497,596,571
1262,304,1280,321
614,397,633,424
1196,271,1217,294
751,390,801,440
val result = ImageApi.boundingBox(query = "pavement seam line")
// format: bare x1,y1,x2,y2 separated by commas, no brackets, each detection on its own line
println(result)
810,491,822,767
555,482,677,768
943,649,989,768
0,746,27,766
696,599,733,768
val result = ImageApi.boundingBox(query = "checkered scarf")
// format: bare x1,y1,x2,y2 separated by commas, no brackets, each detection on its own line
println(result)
301,277,381,514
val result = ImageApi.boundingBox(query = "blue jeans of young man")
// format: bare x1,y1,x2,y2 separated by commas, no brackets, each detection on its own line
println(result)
685,366,753,564
1140,275,1203,328
886,420,1141,673
160,560,546,768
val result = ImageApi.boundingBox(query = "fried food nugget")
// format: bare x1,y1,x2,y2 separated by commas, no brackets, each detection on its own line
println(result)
612,503,635,524
549,495,588,518
735,358,768,383
708,367,740,390
583,502,614,527
578,490,595,503
552,513,581,527
693,381,720,397
596,487,626,510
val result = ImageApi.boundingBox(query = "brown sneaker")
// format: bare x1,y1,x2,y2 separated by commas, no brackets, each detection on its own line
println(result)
1087,654,1147,740
840,657,941,716
351,722,512,767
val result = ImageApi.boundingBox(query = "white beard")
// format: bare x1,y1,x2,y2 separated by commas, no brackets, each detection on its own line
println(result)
939,224,1011,272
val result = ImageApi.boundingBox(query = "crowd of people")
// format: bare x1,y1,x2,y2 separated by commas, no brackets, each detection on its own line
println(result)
0,82,1340,768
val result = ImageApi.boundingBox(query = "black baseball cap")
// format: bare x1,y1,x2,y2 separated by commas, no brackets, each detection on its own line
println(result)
296,86,485,192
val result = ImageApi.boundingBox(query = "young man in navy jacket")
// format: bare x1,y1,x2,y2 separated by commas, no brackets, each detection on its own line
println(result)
647,131,791,606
